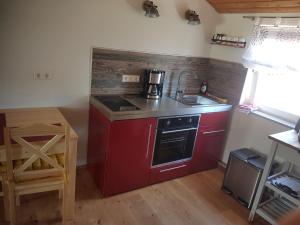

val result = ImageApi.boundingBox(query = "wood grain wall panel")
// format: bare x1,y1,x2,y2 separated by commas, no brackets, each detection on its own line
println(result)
207,59,248,105
91,48,247,106
92,48,209,97
207,0,300,13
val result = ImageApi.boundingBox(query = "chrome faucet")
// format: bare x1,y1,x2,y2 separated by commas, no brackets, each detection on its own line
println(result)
175,73,185,100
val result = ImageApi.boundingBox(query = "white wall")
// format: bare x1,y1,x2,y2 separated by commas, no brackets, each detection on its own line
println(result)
0,0,219,165
222,109,290,163
209,14,253,63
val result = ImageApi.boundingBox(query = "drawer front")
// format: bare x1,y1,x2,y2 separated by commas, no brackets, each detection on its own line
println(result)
149,161,191,184
199,111,230,131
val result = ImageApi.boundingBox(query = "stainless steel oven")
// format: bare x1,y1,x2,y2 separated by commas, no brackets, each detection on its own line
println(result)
152,115,200,167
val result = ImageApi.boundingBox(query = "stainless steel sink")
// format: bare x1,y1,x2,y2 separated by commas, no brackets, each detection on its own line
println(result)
176,95,218,106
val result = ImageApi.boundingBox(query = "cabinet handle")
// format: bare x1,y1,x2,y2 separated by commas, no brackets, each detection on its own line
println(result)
203,129,225,135
160,164,186,173
146,124,152,159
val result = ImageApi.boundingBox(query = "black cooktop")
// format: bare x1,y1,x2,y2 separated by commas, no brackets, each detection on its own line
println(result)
94,96,140,112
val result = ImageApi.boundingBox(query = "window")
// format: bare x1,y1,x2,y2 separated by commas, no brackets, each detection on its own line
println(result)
241,19,300,124
241,70,300,124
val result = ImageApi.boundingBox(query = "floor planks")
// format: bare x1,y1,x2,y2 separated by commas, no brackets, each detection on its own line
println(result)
0,168,268,225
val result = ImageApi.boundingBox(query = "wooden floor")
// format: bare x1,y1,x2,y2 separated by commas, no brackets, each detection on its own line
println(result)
0,168,268,225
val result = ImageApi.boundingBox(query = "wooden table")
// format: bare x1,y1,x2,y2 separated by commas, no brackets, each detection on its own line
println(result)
0,107,78,223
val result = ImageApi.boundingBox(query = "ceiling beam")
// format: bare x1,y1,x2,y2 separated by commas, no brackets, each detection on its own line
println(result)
207,0,300,13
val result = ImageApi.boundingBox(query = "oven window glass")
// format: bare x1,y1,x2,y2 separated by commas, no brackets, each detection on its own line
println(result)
153,129,197,166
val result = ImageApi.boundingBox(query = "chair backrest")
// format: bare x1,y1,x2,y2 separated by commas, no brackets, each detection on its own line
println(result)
4,123,70,182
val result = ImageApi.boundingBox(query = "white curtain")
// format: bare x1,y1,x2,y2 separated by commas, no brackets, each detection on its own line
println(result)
243,23,300,72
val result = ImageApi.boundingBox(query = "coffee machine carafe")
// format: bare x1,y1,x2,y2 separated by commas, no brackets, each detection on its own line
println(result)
143,69,165,99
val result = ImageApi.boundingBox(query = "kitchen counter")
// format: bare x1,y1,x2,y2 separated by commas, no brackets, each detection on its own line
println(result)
90,95,232,121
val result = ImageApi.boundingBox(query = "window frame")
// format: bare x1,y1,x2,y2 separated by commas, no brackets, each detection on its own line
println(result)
242,69,299,124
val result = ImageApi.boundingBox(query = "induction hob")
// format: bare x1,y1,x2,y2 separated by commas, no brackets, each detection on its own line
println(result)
94,95,140,112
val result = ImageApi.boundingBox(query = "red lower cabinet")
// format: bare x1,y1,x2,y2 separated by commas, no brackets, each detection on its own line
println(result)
190,111,230,173
149,161,191,184
88,104,231,196
87,105,157,197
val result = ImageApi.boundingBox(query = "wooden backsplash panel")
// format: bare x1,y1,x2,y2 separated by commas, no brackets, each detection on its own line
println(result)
92,48,209,97
207,59,248,105
92,48,248,106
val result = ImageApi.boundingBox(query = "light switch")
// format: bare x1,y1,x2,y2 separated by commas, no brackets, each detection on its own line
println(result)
45,72,53,80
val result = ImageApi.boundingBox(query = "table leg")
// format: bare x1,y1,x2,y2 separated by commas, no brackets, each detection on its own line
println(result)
3,177,10,221
63,138,77,223
249,141,278,222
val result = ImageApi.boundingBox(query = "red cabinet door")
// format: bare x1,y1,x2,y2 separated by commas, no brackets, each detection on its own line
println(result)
104,118,157,196
190,111,229,173
191,129,226,172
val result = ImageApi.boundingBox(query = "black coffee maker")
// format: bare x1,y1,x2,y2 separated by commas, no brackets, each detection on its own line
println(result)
142,69,165,99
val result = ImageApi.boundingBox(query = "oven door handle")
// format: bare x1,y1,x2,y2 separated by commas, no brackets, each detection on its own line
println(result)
146,124,152,159
161,127,198,134
160,164,187,173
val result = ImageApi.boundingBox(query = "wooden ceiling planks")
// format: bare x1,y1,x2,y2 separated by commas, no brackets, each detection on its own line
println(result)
207,0,300,13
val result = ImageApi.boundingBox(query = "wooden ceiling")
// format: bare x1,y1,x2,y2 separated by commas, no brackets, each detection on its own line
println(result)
207,0,300,13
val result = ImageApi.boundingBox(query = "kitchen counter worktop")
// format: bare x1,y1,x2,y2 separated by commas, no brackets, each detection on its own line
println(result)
90,95,232,121
269,129,300,152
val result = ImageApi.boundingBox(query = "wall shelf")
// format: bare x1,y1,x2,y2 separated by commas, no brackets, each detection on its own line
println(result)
211,39,246,48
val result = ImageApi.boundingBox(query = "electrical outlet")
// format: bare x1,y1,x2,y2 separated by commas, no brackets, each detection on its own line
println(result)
45,72,53,80
132,75,140,82
122,75,140,83
33,72,53,80
33,72,44,80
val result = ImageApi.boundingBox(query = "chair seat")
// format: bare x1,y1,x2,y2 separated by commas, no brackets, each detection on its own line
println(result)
15,176,64,195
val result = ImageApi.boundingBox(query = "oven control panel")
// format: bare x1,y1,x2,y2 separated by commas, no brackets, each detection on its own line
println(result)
157,115,200,131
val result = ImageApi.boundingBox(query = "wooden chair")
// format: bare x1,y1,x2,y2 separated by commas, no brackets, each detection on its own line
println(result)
3,123,70,225
1,161,10,221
